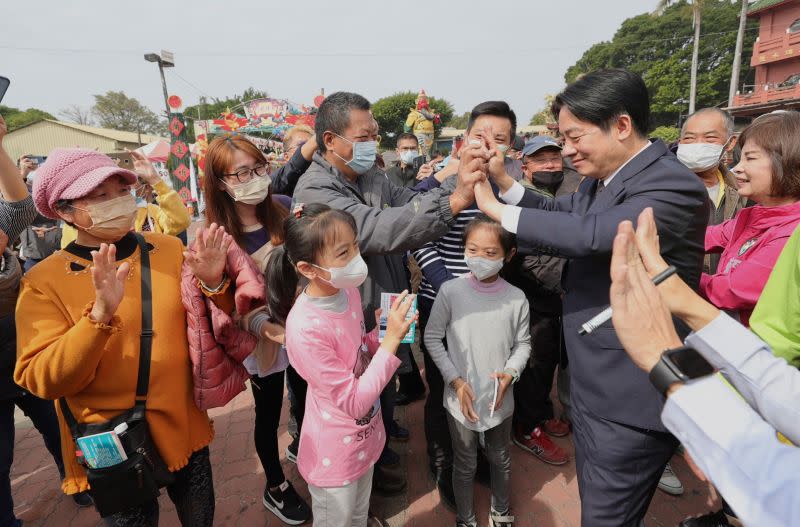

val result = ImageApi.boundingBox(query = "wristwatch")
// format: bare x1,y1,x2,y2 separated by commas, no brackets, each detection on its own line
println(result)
649,345,715,396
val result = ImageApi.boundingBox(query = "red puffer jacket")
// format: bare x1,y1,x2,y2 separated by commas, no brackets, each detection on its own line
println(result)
181,241,265,410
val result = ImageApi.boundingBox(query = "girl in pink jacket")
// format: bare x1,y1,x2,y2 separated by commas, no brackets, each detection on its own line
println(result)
702,111,800,326
265,203,416,527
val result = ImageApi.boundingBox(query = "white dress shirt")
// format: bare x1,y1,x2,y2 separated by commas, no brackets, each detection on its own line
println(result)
499,142,652,234
662,377,799,526
660,312,800,526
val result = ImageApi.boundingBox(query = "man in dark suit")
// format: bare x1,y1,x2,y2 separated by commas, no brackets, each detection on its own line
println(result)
473,69,708,526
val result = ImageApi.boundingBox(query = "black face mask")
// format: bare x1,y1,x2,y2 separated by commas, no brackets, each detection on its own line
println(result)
532,171,564,194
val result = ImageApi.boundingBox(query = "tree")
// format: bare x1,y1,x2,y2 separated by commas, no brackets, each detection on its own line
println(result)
565,0,757,128
92,91,162,135
529,95,556,125
447,111,470,129
657,0,707,114
650,125,681,143
0,105,56,130
371,91,454,149
59,104,94,126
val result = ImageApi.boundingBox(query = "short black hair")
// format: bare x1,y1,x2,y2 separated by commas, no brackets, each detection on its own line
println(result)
466,101,517,138
551,69,650,138
462,213,516,256
396,132,418,146
315,91,371,153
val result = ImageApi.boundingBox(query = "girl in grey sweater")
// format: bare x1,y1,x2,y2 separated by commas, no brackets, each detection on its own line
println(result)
424,215,531,527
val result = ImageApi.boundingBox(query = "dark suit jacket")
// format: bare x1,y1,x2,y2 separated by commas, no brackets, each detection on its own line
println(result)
514,140,708,431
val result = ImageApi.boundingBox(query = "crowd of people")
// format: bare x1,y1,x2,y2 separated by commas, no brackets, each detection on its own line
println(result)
1,67,799,527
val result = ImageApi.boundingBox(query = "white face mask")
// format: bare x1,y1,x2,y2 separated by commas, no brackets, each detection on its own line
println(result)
464,255,504,280
676,142,726,173
399,150,418,166
313,253,369,289
224,174,272,205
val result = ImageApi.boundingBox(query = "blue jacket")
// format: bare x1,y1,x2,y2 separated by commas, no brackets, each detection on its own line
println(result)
513,140,708,430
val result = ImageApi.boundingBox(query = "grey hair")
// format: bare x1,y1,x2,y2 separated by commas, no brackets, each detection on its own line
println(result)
314,92,371,154
681,108,735,138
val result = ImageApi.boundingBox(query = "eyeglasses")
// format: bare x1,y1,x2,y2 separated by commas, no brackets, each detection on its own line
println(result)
223,164,270,183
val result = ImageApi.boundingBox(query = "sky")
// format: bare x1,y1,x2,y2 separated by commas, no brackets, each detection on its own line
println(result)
1,0,657,125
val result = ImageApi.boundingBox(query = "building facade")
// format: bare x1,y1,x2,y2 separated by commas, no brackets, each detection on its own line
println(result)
729,0,800,117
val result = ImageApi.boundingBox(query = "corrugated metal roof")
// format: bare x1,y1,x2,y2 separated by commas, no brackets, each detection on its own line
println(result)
748,0,793,16
43,120,166,143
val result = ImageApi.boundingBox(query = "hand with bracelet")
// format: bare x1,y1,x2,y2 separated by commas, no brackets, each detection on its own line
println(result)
183,223,233,293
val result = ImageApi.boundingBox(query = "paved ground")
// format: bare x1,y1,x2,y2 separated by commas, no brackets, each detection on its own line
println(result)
11,363,723,527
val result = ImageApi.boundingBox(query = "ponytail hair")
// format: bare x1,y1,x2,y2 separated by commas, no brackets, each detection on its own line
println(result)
265,245,297,326
265,202,359,325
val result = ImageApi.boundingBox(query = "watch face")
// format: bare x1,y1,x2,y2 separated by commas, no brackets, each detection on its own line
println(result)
664,347,715,379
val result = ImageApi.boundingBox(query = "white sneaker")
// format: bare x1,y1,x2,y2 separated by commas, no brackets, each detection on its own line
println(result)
658,462,684,496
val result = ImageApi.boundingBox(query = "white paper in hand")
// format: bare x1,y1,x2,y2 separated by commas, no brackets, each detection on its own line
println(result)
490,377,499,418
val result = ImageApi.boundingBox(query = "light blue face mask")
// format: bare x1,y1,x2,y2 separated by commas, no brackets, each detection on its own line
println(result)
332,133,377,175
399,150,418,166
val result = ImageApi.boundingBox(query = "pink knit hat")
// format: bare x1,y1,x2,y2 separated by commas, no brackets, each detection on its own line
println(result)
33,148,138,219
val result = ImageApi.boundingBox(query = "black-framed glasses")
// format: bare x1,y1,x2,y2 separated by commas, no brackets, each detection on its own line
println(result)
223,164,270,183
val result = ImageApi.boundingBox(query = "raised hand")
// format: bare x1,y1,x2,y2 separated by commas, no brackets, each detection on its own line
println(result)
489,371,514,412
382,290,418,353
184,223,232,289
474,179,504,222
416,162,434,181
90,244,130,324
128,149,161,186
480,127,515,192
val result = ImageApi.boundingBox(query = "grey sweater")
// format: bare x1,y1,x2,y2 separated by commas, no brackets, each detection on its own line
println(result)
424,274,531,431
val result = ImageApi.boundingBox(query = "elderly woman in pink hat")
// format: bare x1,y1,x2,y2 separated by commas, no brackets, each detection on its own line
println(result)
14,148,230,526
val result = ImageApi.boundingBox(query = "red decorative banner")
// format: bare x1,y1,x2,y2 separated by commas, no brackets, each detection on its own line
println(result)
168,111,192,202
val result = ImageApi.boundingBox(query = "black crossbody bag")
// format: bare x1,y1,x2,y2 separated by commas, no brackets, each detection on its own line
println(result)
58,234,175,517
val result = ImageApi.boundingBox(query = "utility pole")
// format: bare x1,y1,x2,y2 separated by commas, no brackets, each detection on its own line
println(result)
728,0,750,107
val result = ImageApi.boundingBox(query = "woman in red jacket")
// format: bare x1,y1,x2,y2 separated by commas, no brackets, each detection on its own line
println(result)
702,111,800,326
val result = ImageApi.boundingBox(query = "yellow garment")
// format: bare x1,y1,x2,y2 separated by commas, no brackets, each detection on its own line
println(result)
14,233,213,494
712,168,726,209
60,180,192,248
405,109,435,135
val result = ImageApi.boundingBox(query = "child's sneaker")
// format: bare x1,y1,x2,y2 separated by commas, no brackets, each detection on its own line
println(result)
262,480,310,525
489,508,514,527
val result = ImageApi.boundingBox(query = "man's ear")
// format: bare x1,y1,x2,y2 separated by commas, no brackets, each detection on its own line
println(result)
726,135,738,152
615,114,634,141
323,131,337,153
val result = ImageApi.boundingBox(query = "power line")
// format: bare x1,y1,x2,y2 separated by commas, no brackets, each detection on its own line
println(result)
0,26,762,58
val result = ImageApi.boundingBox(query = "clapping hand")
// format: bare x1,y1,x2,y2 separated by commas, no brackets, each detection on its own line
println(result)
90,244,130,324
184,223,232,290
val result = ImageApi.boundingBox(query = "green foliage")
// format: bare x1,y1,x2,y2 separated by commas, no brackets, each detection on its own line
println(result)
92,91,163,135
565,0,758,128
0,105,56,130
650,125,681,143
447,111,470,129
529,95,556,125
371,91,454,149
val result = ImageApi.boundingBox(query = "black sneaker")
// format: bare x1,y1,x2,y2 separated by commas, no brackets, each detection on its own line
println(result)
372,464,406,496
72,491,93,508
263,480,310,525
489,508,514,527
285,436,299,464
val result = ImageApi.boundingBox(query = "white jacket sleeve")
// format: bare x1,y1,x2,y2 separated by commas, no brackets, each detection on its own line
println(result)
684,313,800,445
662,376,800,527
